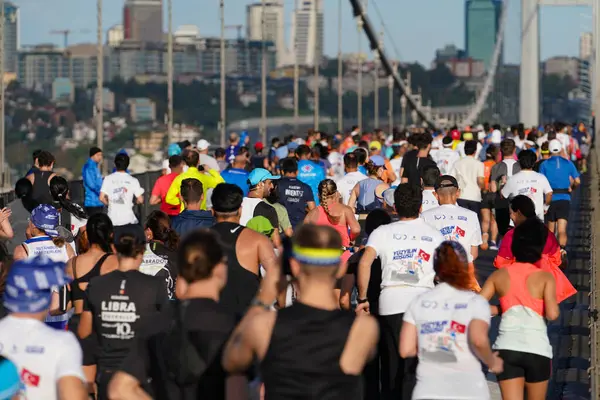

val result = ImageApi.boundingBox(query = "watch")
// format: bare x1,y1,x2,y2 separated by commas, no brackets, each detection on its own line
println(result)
357,298,369,304
250,297,272,311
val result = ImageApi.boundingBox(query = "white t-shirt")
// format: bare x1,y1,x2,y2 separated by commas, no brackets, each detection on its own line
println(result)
432,148,461,176
456,141,483,159
100,171,145,226
404,283,491,400
366,218,444,315
0,316,86,400
199,154,220,171
336,171,368,205
451,157,485,202
556,132,570,152
420,204,483,263
327,151,345,180
421,189,439,212
390,158,403,186
501,170,552,221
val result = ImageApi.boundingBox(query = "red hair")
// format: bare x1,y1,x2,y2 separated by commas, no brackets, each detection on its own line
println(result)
434,243,474,291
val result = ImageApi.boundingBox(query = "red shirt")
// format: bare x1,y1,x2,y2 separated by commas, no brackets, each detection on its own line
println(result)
151,172,180,216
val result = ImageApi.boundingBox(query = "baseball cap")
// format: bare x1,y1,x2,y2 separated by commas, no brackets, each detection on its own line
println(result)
162,159,170,171
434,175,459,191
168,143,182,156
246,216,275,237
451,130,461,140
462,132,474,141
3,255,71,314
196,139,210,151
254,141,264,151
287,142,299,151
0,356,21,399
248,168,280,186
30,204,60,237
383,187,397,208
370,141,382,151
369,155,386,167
549,139,562,153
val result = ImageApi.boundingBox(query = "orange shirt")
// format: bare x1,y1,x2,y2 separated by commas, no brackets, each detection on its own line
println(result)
482,160,495,191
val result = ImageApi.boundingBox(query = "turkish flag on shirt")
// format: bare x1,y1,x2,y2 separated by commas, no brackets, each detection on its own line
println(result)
21,368,40,387
418,250,431,262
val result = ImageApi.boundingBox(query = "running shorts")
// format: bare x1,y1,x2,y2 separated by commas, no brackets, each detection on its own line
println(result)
546,200,570,222
481,192,496,210
496,349,551,383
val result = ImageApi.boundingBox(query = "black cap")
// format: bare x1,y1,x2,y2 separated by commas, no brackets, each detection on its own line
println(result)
434,175,459,191
89,147,102,157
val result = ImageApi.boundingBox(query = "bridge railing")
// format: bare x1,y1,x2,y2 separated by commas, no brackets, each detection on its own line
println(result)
69,170,162,223
590,148,600,399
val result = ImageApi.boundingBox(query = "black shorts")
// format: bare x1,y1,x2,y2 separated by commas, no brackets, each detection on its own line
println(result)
546,200,570,222
496,349,552,383
457,199,481,216
481,192,496,209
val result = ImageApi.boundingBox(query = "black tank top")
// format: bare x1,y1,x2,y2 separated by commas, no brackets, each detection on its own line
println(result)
261,302,361,400
71,254,110,302
31,170,54,205
211,222,260,319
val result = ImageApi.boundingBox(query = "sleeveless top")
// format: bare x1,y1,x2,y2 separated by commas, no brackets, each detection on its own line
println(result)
71,253,110,302
261,302,361,400
31,170,54,205
211,222,260,320
494,262,552,358
315,206,352,264
357,178,384,213
141,241,177,299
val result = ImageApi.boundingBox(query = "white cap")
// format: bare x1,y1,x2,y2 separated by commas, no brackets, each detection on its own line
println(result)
476,124,484,132
162,159,171,173
491,129,502,144
549,139,562,154
196,139,210,151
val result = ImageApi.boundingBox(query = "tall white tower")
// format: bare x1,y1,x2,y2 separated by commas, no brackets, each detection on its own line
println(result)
291,0,323,67
247,1,286,67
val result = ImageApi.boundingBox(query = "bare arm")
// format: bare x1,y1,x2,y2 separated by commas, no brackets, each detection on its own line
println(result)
13,244,27,261
399,321,418,358
149,195,161,205
222,310,274,373
99,192,109,206
468,320,502,373
306,201,316,211
347,184,360,212
543,273,560,321
470,246,479,262
108,372,152,400
544,192,553,205
257,235,281,305
57,376,88,400
479,271,499,315
303,207,318,224
345,207,361,241
356,247,377,313
78,311,93,339
0,208,13,239
477,177,485,190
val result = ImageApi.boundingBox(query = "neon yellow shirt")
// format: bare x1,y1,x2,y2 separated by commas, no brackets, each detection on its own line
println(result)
165,167,225,211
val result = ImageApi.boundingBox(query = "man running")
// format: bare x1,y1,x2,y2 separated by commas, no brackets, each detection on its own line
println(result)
336,152,369,205
450,140,485,214
539,139,580,256
432,136,460,176
277,158,316,229
420,165,440,212
296,144,326,205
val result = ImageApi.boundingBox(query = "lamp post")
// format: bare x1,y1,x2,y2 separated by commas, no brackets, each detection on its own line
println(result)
260,0,267,144
96,0,104,172
167,0,173,144
219,0,226,147
337,0,343,132
293,0,299,132
356,2,365,130
313,0,319,131
373,30,383,129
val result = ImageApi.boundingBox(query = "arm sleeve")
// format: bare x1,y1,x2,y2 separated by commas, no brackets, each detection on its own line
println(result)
99,177,109,196
151,178,162,197
403,297,418,325
570,161,581,179
165,176,182,206
55,333,86,382
365,227,384,257
278,206,292,231
500,179,512,198
84,165,102,194
541,176,553,194
477,162,485,178
470,295,492,324
207,169,225,187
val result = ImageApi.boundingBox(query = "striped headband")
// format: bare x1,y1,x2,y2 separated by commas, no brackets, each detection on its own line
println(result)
292,245,342,266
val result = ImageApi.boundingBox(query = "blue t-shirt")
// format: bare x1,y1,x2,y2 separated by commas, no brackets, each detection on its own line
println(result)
277,177,315,228
297,159,326,205
221,168,250,196
539,156,580,202
275,145,289,160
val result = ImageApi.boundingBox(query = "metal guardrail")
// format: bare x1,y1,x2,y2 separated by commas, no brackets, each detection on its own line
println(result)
69,170,162,223
0,189,15,209
589,148,600,399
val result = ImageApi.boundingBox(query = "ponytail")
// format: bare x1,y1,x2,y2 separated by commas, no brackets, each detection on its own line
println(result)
318,179,341,224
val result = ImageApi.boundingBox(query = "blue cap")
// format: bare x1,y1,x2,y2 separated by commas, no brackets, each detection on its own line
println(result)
248,168,280,186
3,255,71,314
287,142,299,151
370,155,386,167
30,204,60,237
0,356,21,399
168,143,182,156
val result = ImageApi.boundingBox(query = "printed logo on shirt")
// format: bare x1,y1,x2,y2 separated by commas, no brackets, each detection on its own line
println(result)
301,164,313,174
440,226,465,241
21,368,40,387
417,249,431,263
25,346,44,354
454,303,468,309
393,248,416,260
420,321,447,334
457,216,467,222
100,297,140,340
420,319,466,363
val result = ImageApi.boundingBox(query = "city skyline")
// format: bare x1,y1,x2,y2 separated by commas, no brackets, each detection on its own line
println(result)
16,0,592,66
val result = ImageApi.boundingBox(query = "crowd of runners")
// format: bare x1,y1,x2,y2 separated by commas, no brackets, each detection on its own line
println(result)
0,121,590,399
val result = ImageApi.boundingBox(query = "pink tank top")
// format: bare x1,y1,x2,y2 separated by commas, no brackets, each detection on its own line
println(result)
316,206,351,263
499,262,545,317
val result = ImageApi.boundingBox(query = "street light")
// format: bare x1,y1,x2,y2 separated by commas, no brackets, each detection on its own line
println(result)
260,0,267,144
219,0,226,147
373,30,383,129
167,0,173,144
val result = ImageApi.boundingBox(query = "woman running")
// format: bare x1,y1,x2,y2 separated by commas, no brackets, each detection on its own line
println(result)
142,210,179,299
348,159,390,214
400,241,503,400
480,218,559,400
50,176,89,251
304,179,360,267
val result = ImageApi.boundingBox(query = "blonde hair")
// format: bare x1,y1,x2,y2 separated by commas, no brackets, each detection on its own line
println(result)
318,179,340,224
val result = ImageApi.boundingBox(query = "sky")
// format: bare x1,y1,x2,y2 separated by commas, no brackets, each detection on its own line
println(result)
16,0,593,66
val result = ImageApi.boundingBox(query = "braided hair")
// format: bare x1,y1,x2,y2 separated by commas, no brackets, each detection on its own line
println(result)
318,179,340,224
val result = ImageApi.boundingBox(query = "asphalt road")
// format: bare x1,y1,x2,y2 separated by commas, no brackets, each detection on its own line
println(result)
5,173,593,399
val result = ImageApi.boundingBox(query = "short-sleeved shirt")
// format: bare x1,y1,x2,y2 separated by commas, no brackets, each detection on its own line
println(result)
421,189,439,212
297,160,326,205
221,168,250,196
266,200,292,233
450,157,485,202
404,283,491,400
239,197,280,230
0,316,86,400
336,171,368,205
84,270,168,370
501,170,553,220
401,150,437,186
539,156,580,202
490,159,521,208
277,177,314,228
100,171,145,226
151,172,180,216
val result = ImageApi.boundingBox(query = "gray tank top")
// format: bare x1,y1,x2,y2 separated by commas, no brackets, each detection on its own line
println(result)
357,178,383,213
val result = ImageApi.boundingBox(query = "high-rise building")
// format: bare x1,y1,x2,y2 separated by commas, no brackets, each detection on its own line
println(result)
107,24,124,47
291,0,323,67
3,2,19,73
18,45,70,89
123,0,163,43
465,0,502,69
247,1,286,67
580,32,593,60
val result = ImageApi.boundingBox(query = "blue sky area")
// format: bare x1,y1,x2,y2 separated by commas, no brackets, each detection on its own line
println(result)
17,0,592,66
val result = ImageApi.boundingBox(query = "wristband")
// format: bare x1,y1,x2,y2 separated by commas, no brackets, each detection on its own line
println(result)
357,298,369,305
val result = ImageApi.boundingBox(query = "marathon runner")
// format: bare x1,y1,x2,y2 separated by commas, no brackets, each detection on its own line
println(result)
335,152,368,205
420,165,440,212
480,145,498,250
276,157,316,229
